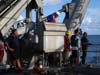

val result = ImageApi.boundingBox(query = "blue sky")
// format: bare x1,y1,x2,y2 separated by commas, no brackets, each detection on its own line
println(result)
81,0,100,35
18,0,100,35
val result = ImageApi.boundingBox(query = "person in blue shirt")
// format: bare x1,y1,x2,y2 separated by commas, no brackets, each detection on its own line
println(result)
46,12,60,22
7,29,22,70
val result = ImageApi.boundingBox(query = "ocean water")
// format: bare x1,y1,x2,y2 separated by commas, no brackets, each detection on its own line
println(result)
83,35,100,64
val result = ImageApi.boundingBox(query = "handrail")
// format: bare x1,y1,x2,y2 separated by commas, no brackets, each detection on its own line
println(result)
80,44,100,64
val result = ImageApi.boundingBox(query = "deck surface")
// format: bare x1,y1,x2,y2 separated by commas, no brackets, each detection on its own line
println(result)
0,64,100,75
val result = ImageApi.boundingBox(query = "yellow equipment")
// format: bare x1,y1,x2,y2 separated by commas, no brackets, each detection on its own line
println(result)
65,30,71,35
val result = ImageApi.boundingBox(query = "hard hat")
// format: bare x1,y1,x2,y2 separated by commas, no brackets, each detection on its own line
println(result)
56,11,60,16
54,11,60,17
65,30,71,35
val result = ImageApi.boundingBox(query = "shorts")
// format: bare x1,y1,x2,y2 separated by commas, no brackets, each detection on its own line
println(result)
71,50,78,58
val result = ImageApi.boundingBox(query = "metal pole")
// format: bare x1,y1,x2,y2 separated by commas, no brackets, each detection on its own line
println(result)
59,52,62,67
26,3,32,22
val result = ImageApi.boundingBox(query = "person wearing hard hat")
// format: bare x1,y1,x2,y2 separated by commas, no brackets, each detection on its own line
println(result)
46,11,60,23
63,30,71,64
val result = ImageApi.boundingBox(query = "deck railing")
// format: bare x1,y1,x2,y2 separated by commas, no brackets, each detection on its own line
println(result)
82,44,100,64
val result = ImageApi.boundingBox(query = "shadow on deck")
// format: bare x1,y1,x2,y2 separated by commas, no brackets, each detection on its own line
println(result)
0,64,100,75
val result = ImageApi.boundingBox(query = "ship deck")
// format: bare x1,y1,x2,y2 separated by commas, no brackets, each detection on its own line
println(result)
0,64,100,75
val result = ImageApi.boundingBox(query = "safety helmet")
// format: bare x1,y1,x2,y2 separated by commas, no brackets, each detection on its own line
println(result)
65,30,71,35
54,11,60,17
56,11,60,16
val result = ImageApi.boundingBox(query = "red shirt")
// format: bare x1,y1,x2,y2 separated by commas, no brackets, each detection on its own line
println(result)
0,43,4,61
64,36,71,52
